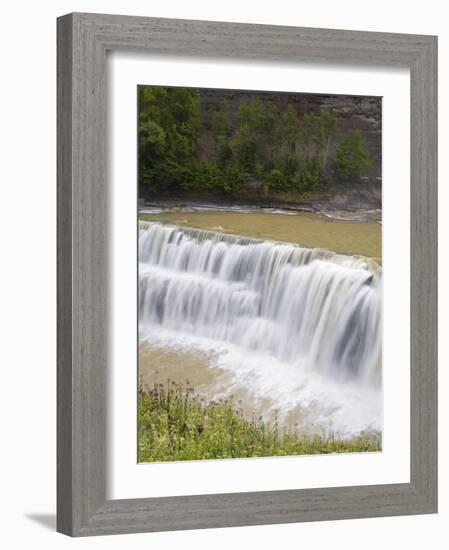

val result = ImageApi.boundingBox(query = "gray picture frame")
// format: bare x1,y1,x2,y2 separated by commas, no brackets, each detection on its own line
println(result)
57,12,438,537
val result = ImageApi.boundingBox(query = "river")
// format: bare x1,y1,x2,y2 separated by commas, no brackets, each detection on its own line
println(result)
138,208,382,439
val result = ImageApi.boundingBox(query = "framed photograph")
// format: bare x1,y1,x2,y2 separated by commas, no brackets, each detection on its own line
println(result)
57,13,437,536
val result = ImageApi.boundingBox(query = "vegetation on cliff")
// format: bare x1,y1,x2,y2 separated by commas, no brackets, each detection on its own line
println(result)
138,379,381,462
138,86,372,198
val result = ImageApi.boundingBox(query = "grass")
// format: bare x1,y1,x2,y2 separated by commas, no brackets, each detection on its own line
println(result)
138,379,381,462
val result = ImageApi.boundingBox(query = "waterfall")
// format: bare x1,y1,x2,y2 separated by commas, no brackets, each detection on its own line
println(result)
139,221,382,385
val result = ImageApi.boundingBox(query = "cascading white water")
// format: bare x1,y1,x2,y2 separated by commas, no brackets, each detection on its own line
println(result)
138,219,382,436
139,221,381,385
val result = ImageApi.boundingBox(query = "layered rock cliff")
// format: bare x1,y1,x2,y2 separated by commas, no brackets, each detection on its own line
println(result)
194,88,382,209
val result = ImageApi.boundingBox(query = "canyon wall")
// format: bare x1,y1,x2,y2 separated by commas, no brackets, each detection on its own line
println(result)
194,88,382,209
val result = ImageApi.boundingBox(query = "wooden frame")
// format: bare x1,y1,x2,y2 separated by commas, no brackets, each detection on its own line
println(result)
57,12,438,536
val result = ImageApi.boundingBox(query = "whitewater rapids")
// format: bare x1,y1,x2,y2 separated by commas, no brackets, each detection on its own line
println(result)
139,221,382,437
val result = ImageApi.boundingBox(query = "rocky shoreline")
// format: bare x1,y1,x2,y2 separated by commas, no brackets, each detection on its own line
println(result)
139,178,381,217
139,191,381,224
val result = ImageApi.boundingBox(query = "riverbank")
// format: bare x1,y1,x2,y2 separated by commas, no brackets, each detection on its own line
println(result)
139,180,382,214
138,380,381,462
139,338,382,441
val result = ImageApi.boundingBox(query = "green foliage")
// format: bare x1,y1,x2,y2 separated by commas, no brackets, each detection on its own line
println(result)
297,156,322,190
138,381,381,462
211,101,233,168
335,129,372,182
138,86,200,191
138,86,373,196
264,168,287,195
180,160,247,197
281,105,301,153
230,98,277,175
221,162,248,197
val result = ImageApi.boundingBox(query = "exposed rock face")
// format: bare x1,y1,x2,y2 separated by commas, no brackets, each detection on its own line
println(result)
192,88,382,208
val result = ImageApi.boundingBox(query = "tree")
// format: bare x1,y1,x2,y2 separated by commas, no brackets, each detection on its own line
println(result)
230,98,277,175
298,109,337,180
335,129,372,182
211,101,233,168
138,85,373,197
316,109,337,178
138,86,200,191
281,105,301,153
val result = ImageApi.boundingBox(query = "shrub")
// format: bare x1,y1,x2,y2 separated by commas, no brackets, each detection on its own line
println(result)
335,129,372,182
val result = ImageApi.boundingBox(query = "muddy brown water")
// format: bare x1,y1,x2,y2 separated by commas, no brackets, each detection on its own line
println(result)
139,210,381,261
